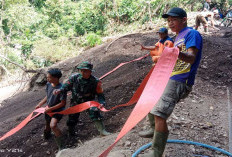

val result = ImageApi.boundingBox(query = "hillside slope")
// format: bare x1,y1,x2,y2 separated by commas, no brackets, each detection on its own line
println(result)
0,26,232,157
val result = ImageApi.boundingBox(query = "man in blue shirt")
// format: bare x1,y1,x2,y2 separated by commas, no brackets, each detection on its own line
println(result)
141,7,202,157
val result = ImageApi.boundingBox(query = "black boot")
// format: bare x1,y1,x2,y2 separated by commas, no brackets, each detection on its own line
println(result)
68,126,76,137
43,130,51,140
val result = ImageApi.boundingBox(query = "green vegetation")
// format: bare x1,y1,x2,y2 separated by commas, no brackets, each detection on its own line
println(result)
0,0,231,76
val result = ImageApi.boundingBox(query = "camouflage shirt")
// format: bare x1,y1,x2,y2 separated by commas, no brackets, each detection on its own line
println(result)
61,73,105,105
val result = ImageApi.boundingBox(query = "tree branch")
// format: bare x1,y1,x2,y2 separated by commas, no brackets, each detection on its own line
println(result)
0,54,45,74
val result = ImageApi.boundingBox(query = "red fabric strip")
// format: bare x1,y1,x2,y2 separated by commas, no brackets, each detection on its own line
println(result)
99,54,149,80
0,54,149,141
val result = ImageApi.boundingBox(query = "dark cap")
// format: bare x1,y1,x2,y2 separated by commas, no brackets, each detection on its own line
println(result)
157,27,168,33
77,61,93,71
162,7,187,18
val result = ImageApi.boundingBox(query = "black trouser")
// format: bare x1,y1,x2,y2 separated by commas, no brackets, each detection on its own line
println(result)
66,113,80,127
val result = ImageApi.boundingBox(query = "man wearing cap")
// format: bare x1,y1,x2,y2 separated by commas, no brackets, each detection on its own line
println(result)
141,27,174,64
140,8,202,157
195,10,220,33
54,61,110,137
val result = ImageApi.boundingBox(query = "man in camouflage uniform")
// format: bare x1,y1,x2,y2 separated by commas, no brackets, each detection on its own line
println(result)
54,61,110,136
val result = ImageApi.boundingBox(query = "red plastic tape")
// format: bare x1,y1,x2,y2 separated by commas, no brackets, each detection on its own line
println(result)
0,108,45,141
99,54,149,80
0,54,148,141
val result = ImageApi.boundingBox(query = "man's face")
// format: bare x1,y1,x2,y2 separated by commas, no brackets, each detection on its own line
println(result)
47,73,56,83
206,0,211,3
80,69,92,79
167,16,187,33
158,32,168,40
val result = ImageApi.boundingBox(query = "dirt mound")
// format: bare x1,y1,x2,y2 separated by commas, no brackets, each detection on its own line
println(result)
0,25,232,157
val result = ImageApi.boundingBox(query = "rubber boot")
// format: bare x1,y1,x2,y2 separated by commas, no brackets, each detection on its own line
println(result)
43,130,51,140
55,136,65,151
94,120,111,136
141,131,169,157
68,126,76,137
139,113,155,138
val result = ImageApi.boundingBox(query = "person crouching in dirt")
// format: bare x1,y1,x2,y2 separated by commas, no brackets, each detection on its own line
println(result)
195,10,220,33
35,68,67,151
140,27,174,64
140,7,203,157
53,61,110,137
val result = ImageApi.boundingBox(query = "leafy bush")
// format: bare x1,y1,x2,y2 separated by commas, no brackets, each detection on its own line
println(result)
43,22,63,39
75,2,107,36
75,24,85,36
2,19,10,35
32,37,79,63
29,0,46,9
21,41,33,59
0,0,209,74
85,33,102,47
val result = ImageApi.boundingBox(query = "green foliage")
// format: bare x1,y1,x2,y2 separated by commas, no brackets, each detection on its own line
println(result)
43,22,63,39
229,0,232,5
2,19,10,35
110,0,140,23
31,56,53,68
75,24,85,36
3,4,43,40
0,0,217,74
21,41,33,59
29,0,46,9
3,48,23,69
85,33,102,47
75,3,107,36
7,52,21,64
32,37,79,63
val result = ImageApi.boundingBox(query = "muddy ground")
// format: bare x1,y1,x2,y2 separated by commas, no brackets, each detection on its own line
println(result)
0,20,232,157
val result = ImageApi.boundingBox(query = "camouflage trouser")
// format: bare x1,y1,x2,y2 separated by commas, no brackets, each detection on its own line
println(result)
66,102,103,127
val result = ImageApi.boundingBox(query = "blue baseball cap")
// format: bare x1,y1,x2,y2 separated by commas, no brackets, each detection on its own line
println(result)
162,7,187,18
157,27,168,33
